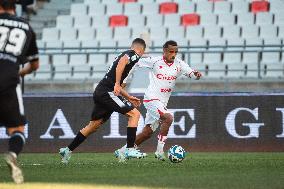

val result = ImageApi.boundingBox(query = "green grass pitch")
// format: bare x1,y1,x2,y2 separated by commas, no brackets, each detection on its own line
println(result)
0,153,283,189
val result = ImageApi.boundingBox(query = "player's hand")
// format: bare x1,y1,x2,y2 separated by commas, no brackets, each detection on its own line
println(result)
128,96,141,107
194,71,202,80
113,83,122,96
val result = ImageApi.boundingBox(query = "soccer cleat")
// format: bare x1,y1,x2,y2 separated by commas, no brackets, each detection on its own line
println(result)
116,149,127,163
125,148,146,159
59,147,72,164
4,152,24,184
154,151,166,161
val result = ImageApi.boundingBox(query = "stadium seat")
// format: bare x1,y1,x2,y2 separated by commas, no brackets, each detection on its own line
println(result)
52,54,68,66
203,53,222,65
196,1,213,14
56,15,73,28
226,38,245,50
200,14,217,26
81,40,99,52
72,65,91,80
92,16,109,28
63,40,81,53
39,55,50,65
164,14,180,27
53,65,72,80
232,1,249,14
189,38,207,51
60,28,77,41
78,28,95,41
117,39,134,49
181,13,200,26
241,25,259,39
261,52,280,64
206,63,226,78
270,0,284,13
223,25,241,39
74,15,92,28
245,37,263,50
255,12,273,26
99,40,117,51
88,4,105,16
128,15,145,27
223,52,242,65
178,1,195,14
189,53,203,65
185,26,203,39
263,38,282,50
101,0,117,4
262,63,284,78
106,4,123,15
168,26,185,40
119,0,137,3
70,3,87,16
142,3,159,15
45,41,63,53
149,27,167,40
218,14,236,26
208,38,226,50
124,3,141,15
113,27,131,40
237,13,255,26
34,64,52,80
226,64,245,78
274,13,284,26
146,15,163,27
42,28,60,41
96,28,113,40
250,1,269,14
214,1,231,14
88,54,107,65
109,15,128,27
69,54,87,66
159,2,178,14
259,25,278,39
203,26,222,39
242,52,260,65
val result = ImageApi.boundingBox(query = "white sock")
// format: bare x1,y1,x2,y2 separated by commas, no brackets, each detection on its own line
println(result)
156,134,167,153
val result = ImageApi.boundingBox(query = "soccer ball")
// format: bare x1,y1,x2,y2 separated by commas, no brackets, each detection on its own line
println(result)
167,145,186,163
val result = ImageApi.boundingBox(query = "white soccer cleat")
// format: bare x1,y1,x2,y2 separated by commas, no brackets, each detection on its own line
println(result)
4,152,24,184
125,148,146,159
59,147,72,164
116,149,127,163
154,151,166,161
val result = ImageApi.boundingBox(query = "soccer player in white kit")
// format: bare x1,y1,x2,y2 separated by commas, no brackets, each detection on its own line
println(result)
115,40,202,160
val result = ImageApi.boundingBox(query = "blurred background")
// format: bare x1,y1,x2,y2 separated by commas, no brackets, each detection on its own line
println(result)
16,0,284,94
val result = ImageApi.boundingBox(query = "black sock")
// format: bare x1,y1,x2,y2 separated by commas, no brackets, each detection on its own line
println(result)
8,131,25,156
126,127,137,148
68,131,86,151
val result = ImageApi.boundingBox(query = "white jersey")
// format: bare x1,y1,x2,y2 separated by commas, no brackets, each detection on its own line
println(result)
137,56,195,105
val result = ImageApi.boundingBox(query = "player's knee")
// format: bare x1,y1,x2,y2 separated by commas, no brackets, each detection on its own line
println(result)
163,113,173,125
130,108,141,120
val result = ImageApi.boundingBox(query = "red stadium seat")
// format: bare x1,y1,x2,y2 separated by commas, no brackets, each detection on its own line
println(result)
181,14,200,26
119,0,137,3
109,15,128,27
250,1,269,13
159,2,178,14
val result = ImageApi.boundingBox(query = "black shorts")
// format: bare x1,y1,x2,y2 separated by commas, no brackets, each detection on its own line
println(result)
0,85,26,128
91,84,134,122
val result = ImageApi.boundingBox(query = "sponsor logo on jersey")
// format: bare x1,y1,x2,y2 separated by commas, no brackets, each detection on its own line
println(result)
156,73,177,80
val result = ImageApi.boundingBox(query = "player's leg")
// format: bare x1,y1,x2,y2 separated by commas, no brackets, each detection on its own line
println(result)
1,85,26,184
59,101,110,164
135,124,153,145
155,112,173,161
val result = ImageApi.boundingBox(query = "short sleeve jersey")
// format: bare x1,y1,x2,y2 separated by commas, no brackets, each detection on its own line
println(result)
0,13,39,93
100,49,141,88
137,56,195,105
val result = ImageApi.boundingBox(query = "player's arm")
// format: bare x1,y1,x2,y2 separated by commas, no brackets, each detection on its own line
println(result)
19,30,39,77
120,87,141,107
114,54,129,96
19,60,39,77
180,60,202,80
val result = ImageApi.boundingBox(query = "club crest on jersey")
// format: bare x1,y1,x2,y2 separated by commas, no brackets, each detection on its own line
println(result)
131,55,137,61
156,74,177,81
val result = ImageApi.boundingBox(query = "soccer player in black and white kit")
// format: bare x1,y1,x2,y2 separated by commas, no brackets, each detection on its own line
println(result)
0,0,39,184
59,38,147,163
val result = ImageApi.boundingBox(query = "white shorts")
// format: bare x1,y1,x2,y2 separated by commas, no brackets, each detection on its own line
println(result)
143,98,171,132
